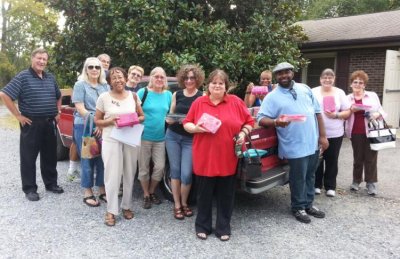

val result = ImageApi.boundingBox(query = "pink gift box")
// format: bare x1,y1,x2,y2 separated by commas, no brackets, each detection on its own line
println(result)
198,113,222,134
353,103,372,111
280,114,307,122
251,86,269,95
323,96,336,112
116,113,139,128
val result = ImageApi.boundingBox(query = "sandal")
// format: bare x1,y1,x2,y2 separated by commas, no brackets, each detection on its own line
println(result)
182,206,193,217
122,209,134,220
99,194,107,203
219,235,230,242
174,207,184,220
83,195,100,207
196,232,207,240
104,212,115,227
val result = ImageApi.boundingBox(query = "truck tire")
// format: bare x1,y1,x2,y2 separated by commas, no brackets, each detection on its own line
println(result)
161,161,197,205
56,131,69,161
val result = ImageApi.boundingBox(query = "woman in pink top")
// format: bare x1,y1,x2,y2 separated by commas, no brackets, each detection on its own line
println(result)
345,70,386,195
311,69,351,197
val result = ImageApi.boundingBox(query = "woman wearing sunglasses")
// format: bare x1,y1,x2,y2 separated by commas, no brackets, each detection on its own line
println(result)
72,57,109,207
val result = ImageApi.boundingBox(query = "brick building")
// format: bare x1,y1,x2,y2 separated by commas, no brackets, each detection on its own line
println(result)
297,10,400,98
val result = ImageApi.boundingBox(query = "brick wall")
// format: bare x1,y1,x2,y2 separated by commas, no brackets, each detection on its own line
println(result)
348,48,387,98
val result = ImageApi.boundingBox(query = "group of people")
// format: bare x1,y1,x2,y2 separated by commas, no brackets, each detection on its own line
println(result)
0,48,388,240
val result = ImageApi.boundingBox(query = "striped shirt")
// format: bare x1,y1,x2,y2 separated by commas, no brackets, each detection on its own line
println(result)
1,67,61,117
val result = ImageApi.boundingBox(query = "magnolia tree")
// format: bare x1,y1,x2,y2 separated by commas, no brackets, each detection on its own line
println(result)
47,0,307,90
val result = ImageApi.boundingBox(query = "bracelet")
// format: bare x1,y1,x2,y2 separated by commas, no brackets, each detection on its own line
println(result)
335,112,339,119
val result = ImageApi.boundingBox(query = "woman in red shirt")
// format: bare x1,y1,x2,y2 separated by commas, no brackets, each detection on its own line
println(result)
183,69,254,241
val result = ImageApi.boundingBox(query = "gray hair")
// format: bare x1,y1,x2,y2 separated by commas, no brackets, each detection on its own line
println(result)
148,67,168,90
78,57,107,84
320,68,335,77
31,48,48,58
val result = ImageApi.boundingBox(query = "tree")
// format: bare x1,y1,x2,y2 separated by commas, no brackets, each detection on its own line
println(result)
302,0,400,19
47,0,307,91
0,0,59,74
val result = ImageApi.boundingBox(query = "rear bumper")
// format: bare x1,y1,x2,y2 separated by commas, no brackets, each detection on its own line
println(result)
240,165,289,194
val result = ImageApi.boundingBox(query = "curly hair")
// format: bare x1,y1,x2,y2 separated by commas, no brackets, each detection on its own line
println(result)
176,64,205,89
205,69,230,95
350,70,369,85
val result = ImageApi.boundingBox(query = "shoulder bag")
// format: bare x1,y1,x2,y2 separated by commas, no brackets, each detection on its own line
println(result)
367,118,396,151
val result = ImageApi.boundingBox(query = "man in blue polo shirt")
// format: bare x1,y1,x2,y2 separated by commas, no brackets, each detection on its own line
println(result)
0,48,64,201
257,62,329,223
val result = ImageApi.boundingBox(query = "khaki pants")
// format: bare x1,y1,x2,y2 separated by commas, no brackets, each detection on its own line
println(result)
138,140,165,182
102,139,139,215
351,134,378,183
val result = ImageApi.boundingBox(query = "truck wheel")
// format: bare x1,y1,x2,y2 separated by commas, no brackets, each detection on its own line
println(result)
161,161,196,205
56,131,69,161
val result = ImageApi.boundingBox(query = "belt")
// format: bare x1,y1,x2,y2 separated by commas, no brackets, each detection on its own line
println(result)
23,115,55,122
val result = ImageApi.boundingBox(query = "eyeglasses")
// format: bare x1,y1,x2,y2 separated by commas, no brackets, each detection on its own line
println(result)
154,75,165,80
184,76,196,81
352,80,364,85
130,72,142,78
88,65,101,70
100,60,110,64
289,88,297,100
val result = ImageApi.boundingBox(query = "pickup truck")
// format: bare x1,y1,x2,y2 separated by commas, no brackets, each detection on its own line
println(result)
58,84,289,201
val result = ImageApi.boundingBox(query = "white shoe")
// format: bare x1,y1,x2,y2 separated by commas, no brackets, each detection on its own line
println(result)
315,188,321,195
326,190,335,197
366,183,377,195
350,182,360,191
67,169,80,182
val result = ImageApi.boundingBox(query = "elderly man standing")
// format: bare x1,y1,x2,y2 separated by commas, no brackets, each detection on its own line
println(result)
257,62,329,223
0,48,64,201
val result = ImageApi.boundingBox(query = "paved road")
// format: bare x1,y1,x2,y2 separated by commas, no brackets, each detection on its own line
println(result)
0,105,399,258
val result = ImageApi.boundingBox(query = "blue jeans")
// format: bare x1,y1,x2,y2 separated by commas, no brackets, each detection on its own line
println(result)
287,151,319,211
74,124,104,188
165,129,193,185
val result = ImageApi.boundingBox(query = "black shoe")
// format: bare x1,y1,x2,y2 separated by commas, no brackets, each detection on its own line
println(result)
149,193,162,205
292,210,311,223
143,196,151,209
305,206,325,218
25,192,40,201
46,185,64,194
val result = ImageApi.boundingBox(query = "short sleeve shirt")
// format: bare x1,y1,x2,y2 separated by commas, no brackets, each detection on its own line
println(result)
257,82,320,159
183,94,254,177
96,91,139,140
72,80,109,125
1,68,61,117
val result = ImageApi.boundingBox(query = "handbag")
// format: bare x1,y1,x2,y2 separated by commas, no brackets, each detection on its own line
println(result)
367,118,396,151
81,115,101,159
239,133,262,180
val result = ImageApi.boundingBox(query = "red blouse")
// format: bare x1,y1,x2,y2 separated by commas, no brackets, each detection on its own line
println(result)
352,99,366,135
183,94,254,177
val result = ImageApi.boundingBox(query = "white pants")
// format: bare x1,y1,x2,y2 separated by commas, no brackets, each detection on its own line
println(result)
102,139,139,215
138,140,165,182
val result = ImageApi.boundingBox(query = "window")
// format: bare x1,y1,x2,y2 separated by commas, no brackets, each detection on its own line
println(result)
301,53,336,88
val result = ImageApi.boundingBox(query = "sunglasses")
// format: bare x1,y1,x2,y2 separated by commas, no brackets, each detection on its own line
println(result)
130,72,142,78
184,76,196,81
289,87,297,100
88,65,101,70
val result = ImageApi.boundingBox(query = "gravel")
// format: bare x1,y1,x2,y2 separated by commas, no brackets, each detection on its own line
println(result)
0,112,399,258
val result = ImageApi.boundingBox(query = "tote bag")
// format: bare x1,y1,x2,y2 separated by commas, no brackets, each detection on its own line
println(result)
81,115,101,159
367,119,396,151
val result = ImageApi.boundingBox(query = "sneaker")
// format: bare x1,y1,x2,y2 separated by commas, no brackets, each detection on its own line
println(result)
315,188,321,195
326,190,336,197
67,168,80,182
292,210,311,223
366,183,377,196
305,206,325,218
143,196,151,209
350,182,360,191
149,193,162,205
25,192,40,201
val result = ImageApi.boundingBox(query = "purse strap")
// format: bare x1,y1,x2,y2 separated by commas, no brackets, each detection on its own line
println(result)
243,132,261,160
83,114,94,136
